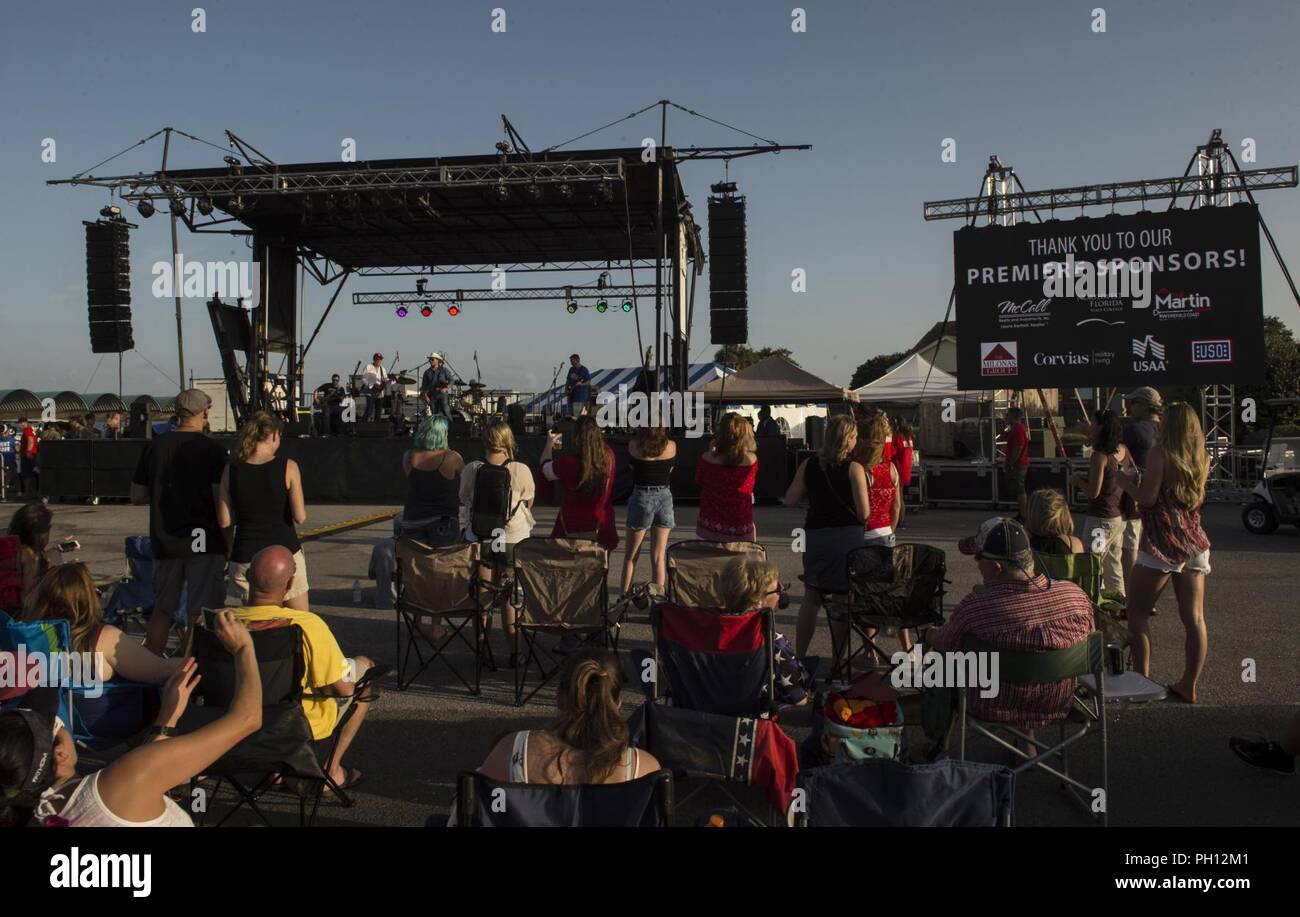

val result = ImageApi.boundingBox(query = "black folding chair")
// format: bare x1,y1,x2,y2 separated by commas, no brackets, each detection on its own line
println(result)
793,758,1016,826
394,539,493,694
184,620,388,827
826,543,947,682
510,537,619,707
452,768,673,827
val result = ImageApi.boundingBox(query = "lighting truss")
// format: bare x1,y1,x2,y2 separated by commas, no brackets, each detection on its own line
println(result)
349,259,658,277
52,158,628,202
352,285,647,306
922,165,1297,221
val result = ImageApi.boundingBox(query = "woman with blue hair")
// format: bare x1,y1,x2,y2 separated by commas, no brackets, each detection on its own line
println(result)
400,415,464,548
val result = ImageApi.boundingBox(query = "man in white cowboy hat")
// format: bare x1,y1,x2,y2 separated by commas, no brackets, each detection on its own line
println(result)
420,351,453,421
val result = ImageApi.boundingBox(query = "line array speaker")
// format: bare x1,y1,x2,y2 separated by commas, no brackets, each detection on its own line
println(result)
85,220,134,353
708,196,748,345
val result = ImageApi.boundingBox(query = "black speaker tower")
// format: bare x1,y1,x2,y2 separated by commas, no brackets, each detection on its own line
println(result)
708,184,748,346
85,217,134,353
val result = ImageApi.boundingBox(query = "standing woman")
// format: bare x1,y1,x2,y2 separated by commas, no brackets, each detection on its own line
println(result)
399,415,465,546
784,415,869,659
621,425,677,595
218,411,310,611
853,410,902,548
695,412,759,542
540,416,618,550
1116,402,1211,703
1073,409,1132,599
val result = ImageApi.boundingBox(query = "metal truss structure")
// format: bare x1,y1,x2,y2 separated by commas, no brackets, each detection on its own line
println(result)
353,285,649,306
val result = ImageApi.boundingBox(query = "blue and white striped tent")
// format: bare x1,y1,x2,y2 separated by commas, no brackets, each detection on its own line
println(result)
525,362,734,413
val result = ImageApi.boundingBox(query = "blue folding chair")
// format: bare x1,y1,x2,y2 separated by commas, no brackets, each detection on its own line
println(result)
794,758,1016,827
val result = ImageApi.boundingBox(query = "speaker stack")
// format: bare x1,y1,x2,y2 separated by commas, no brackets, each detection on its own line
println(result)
708,186,748,346
85,219,134,353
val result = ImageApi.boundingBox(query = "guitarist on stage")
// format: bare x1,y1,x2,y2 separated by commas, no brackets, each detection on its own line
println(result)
421,351,454,422
564,353,591,418
359,352,387,422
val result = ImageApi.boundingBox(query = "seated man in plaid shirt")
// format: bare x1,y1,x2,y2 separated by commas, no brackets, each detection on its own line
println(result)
927,518,1095,740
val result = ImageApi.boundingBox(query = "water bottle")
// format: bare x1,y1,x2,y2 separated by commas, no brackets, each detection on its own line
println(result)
352,579,362,605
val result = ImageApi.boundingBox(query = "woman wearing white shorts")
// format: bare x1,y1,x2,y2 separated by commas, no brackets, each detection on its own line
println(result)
1117,402,1211,704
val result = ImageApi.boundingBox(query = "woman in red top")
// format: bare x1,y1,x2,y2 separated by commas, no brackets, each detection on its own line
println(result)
540,417,618,550
695,413,759,542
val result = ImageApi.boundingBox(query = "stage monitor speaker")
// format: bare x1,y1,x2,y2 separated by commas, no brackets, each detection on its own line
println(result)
85,221,133,354
284,420,311,438
353,421,389,438
708,197,748,345
804,415,826,451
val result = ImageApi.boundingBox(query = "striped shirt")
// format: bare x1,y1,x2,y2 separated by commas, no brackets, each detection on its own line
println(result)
929,574,1095,729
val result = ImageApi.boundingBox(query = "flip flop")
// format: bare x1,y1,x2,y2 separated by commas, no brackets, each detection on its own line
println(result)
324,766,363,794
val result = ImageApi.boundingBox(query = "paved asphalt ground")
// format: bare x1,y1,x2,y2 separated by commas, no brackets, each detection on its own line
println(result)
27,498,1299,827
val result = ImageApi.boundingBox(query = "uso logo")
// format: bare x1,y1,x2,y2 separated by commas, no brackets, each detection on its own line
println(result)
1191,339,1232,364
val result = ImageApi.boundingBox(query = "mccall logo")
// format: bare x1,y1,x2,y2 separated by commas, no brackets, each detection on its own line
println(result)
1132,335,1167,373
981,341,1018,376
1192,339,1232,364
1153,289,1212,320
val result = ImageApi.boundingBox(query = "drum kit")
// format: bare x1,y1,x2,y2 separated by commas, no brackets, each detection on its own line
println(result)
348,369,515,437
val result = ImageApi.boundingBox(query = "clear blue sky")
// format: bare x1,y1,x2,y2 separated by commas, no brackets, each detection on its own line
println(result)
2,0,1297,396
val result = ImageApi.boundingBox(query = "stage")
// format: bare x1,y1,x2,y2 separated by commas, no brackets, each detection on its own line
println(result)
35,433,794,504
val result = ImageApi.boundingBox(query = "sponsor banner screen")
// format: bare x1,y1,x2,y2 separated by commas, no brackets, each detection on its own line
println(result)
954,203,1264,389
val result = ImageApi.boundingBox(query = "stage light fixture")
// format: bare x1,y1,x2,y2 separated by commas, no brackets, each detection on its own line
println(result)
136,200,155,218
558,183,573,199
621,300,633,312
596,299,608,313
527,183,543,201
227,196,244,216
494,181,509,201
420,305,433,317
223,155,243,173
599,180,614,203
196,198,214,216
396,305,408,317
169,196,187,216
566,301,578,314
447,303,460,317
99,205,122,219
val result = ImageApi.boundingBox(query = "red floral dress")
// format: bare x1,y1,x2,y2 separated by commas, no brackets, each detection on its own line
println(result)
695,459,759,541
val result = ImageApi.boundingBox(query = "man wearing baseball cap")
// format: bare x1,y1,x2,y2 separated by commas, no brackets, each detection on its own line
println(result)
420,351,453,422
130,388,229,654
925,517,1095,733
1121,386,1162,588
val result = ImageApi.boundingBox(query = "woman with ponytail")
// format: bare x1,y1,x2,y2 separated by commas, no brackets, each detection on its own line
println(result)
475,648,659,784
217,411,310,610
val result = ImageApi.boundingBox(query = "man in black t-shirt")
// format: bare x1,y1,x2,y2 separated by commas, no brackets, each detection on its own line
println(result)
131,388,230,654
315,375,347,436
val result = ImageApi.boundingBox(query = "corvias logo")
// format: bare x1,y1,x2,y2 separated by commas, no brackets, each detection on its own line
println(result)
1153,289,1211,319
1132,334,1167,372
1033,351,1090,366
50,847,152,897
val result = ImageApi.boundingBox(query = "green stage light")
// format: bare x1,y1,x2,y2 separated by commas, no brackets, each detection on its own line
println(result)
596,299,608,313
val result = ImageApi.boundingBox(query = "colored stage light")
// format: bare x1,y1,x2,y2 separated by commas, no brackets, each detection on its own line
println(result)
420,305,433,317
447,303,460,317
566,302,578,314
596,299,608,313
621,300,633,312
395,305,408,317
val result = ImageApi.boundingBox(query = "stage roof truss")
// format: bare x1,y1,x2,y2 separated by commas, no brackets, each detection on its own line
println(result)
353,284,652,305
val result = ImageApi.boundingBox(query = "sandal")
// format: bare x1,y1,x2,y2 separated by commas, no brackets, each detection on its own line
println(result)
324,766,363,794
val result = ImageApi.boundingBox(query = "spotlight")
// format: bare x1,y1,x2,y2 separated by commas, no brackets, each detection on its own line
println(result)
136,200,155,218
621,300,633,312
196,198,214,216
223,155,243,173
226,196,244,216
447,303,460,317
420,305,433,318
527,183,543,201
416,278,428,293
99,205,122,219
494,181,509,201
396,305,408,317
566,301,578,314
596,299,608,313
599,180,614,203
169,196,187,216
558,183,573,199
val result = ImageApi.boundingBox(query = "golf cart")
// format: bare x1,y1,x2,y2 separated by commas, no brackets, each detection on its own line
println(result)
1241,398,1300,535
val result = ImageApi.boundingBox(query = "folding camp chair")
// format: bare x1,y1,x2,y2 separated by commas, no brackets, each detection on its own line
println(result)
393,539,493,694
957,630,1109,826
793,758,1015,826
185,620,388,827
0,611,155,748
628,700,796,827
511,537,618,707
453,768,674,827
1035,552,1129,659
647,602,777,719
826,543,947,682
666,540,767,607
101,536,156,635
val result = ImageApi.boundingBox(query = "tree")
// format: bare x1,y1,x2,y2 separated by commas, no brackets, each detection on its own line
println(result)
713,344,798,372
850,351,909,390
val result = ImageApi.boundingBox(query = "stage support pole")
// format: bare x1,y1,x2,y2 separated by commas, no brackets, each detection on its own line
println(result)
1037,388,1067,458
161,128,186,387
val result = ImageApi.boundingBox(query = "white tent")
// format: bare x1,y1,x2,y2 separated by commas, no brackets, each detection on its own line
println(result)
853,352,981,402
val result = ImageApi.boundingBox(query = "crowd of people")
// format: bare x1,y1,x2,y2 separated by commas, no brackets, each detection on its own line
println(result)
1,379,1289,830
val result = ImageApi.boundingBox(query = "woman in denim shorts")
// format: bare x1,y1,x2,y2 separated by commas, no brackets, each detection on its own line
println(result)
620,425,677,595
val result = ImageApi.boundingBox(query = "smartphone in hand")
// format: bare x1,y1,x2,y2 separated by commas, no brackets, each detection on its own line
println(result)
56,539,80,553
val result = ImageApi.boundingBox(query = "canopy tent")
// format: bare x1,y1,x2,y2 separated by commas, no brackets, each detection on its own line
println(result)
698,355,857,404
525,362,733,412
853,352,982,402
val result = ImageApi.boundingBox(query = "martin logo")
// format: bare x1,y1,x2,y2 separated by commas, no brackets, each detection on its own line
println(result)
981,341,1018,376
49,847,152,897
1192,339,1233,364
1132,334,1167,373
1153,289,1212,320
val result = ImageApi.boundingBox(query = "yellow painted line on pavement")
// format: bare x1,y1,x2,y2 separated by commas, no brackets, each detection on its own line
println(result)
298,509,400,543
